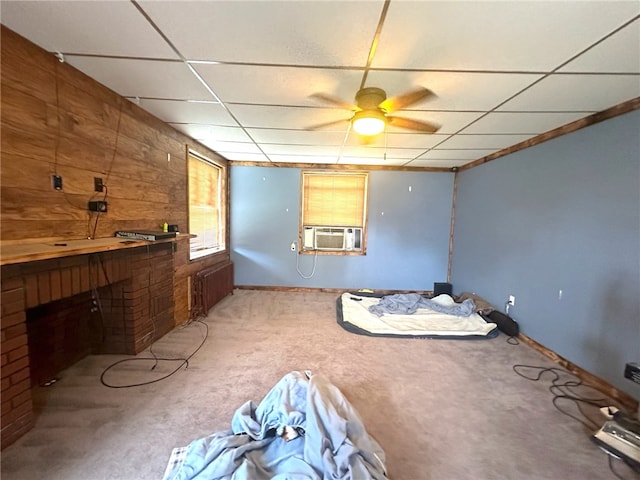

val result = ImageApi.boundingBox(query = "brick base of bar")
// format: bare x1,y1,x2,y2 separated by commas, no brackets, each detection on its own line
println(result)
1,242,174,449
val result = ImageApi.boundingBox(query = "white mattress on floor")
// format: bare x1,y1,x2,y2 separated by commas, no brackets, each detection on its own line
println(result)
341,293,497,336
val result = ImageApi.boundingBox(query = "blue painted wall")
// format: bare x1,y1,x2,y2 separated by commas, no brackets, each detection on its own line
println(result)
230,167,454,291
451,110,640,398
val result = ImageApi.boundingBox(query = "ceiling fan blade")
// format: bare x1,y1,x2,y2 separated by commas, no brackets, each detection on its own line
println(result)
309,93,357,111
305,118,350,131
379,87,435,113
387,115,440,133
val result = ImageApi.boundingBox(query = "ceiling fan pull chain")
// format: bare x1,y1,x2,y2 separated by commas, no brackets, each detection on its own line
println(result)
384,128,388,162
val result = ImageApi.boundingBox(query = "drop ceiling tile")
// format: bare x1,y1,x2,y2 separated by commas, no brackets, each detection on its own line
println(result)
137,99,237,126
260,144,341,157
245,129,347,146
341,146,424,160
192,64,363,106
437,134,537,150
346,133,447,150
340,147,402,165
341,133,386,148
169,124,253,143
497,74,639,112
170,123,202,139
462,112,595,135
226,104,351,131
417,149,495,161
201,141,262,155
64,57,211,100
340,156,407,167
365,70,543,111
139,1,382,65
407,159,469,169
268,154,339,164
559,20,640,73
383,111,486,135
373,1,639,70
219,152,271,162
0,1,178,58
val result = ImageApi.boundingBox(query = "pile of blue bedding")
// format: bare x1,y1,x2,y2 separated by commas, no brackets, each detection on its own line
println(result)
163,371,388,480
368,293,476,317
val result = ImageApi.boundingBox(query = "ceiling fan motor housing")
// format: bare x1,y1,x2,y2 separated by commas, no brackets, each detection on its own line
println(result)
355,87,387,110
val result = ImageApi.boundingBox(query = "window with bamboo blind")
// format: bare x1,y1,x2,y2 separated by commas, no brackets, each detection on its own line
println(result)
301,171,368,254
188,152,225,260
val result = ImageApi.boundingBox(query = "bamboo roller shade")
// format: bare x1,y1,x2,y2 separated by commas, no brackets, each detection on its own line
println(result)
303,172,367,227
188,154,220,239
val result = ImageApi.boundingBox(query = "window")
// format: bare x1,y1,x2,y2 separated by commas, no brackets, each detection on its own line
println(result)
300,171,368,254
188,151,225,260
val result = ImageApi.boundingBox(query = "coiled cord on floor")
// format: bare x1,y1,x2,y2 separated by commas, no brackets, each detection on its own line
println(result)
506,335,520,345
608,453,640,480
100,319,208,388
513,364,639,478
513,364,610,429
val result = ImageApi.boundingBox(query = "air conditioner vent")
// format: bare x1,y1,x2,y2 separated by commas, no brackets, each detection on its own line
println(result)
302,226,362,252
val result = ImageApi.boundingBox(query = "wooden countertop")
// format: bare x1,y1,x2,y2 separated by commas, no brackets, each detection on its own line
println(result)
0,234,192,266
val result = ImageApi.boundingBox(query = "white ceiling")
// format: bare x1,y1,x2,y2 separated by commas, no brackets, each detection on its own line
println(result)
2,1,639,169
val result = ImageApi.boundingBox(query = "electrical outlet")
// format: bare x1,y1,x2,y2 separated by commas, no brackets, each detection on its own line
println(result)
88,201,107,212
52,174,63,190
508,295,515,306
94,177,103,192
624,362,640,385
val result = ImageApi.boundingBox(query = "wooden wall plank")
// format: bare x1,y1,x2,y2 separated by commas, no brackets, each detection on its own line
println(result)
0,26,204,243
0,125,56,165
1,84,50,133
0,154,54,190
1,24,231,337
0,29,56,104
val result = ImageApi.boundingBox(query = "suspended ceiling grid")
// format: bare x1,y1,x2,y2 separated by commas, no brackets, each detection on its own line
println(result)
1,1,638,168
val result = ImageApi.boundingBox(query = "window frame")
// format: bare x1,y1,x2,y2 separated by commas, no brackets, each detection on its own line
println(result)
299,170,369,256
187,150,227,261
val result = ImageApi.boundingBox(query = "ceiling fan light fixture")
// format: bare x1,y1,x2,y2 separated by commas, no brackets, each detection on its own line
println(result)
352,110,386,136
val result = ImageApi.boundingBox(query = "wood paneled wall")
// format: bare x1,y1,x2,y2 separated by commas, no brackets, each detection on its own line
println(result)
0,26,232,324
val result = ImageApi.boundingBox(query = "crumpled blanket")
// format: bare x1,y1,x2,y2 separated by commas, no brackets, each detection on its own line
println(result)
369,293,476,318
164,371,388,480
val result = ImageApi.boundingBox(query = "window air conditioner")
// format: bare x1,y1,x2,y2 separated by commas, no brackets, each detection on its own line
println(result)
302,226,362,251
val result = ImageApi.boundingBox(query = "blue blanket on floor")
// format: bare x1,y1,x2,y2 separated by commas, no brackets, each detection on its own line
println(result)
164,371,388,480
368,293,476,317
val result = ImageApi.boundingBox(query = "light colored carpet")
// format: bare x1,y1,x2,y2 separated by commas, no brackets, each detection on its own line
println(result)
1,289,633,479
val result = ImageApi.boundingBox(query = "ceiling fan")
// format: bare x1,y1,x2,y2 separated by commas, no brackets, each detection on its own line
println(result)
307,86,440,137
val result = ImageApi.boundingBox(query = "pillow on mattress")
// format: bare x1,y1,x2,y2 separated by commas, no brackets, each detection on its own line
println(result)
456,292,495,314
